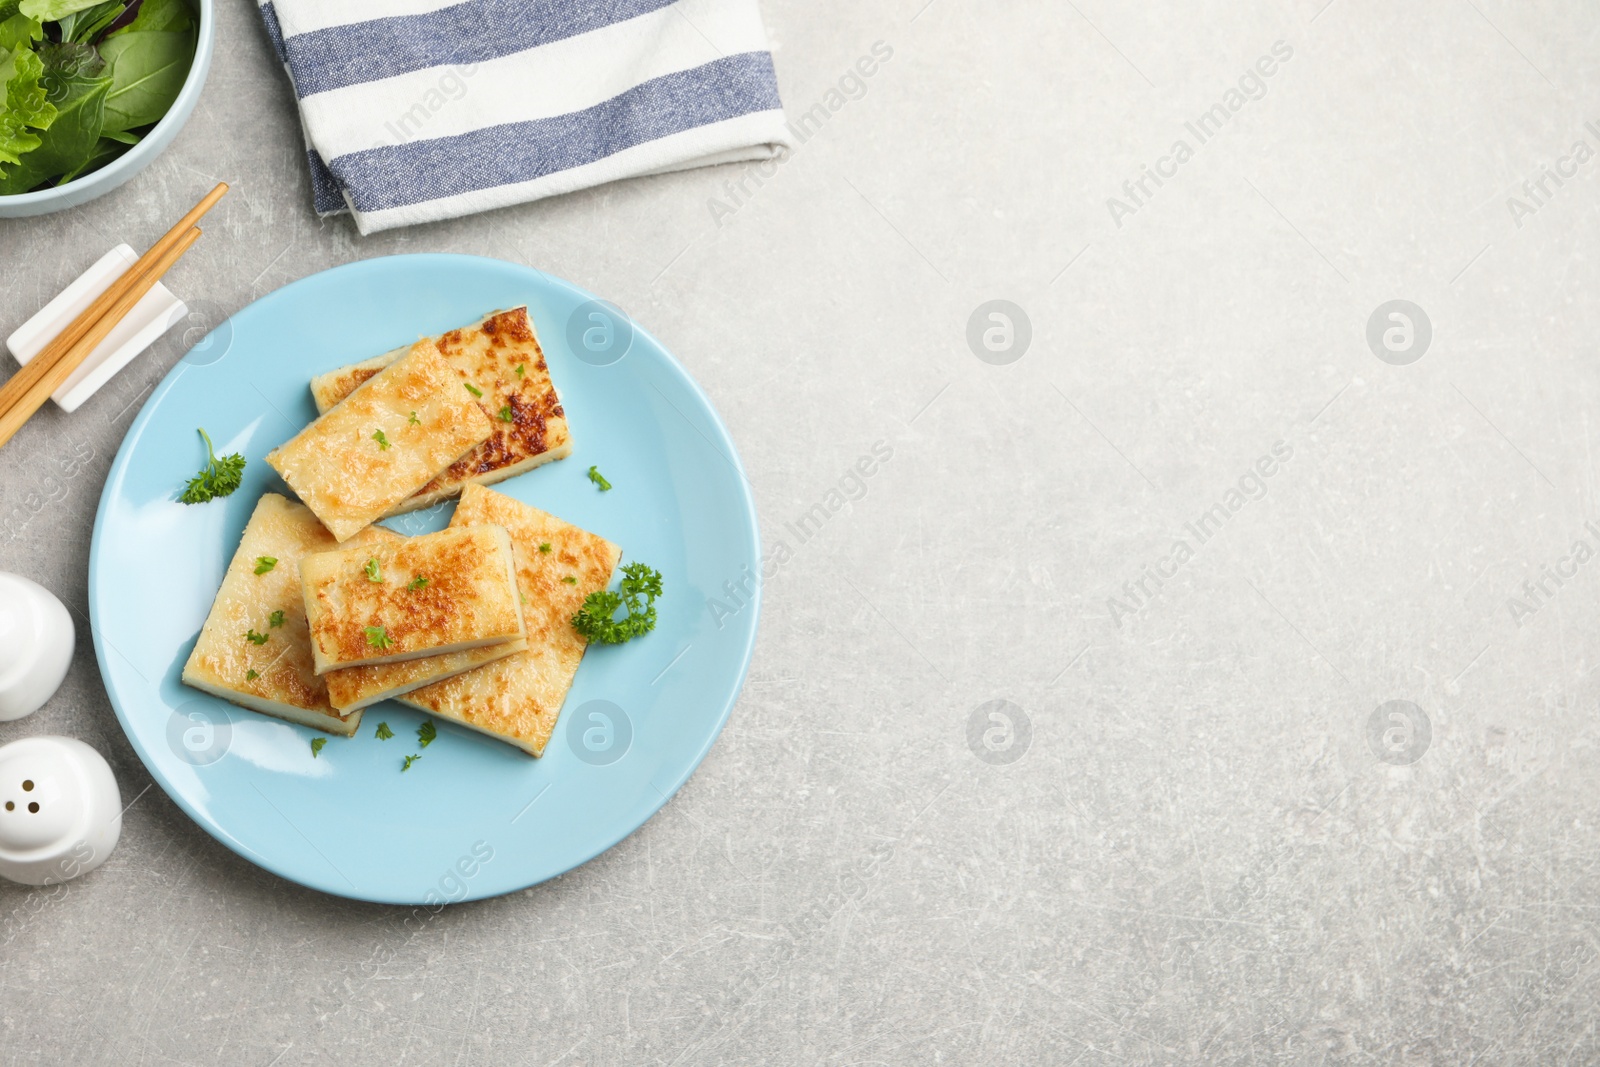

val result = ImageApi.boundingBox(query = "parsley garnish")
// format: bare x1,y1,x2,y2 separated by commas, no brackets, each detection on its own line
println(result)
407,576,428,591
268,610,285,628
245,669,259,681
418,721,437,748
254,556,277,575
464,382,483,398
538,542,551,554
587,465,612,491
364,558,382,582
408,411,419,425
245,629,269,645
365,626,394,649
571,562,663,644
514,363,525,377
498,405,514,422
372,429,390,450
375,722,394,740
562,575,577,585
179,428,246,505
402,754,421,772
311,738,327,757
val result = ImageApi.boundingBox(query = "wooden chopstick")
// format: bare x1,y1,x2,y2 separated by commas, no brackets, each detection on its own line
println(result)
0,227,203,450
0,182,226,444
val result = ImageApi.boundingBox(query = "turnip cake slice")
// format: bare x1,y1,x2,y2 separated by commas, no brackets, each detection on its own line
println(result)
268,338,493,541
398,484,621,756
323,637,528,715
299,524,525,675
181,493,398,736
308,307,573,515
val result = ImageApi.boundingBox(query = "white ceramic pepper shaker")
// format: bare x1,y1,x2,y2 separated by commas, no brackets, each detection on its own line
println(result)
0,572,75,722
0,736,121,886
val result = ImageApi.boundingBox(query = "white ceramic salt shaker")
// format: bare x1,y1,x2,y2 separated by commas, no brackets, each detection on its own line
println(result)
0,573,75,722
0,736,121,885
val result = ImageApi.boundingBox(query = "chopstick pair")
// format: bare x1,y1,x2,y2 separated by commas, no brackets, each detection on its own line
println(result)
0,182,229,451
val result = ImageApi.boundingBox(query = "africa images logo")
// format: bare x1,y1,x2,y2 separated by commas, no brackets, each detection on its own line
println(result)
1105,441,1294,627
1105,41,1294,229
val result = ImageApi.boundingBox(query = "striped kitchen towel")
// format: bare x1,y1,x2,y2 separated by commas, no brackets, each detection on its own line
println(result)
256,0,791,234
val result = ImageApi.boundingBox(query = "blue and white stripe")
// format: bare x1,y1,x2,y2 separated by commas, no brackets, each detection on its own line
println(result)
256,0,791,234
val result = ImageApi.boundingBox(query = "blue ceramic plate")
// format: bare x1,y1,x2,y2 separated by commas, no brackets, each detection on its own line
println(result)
88,254,759,904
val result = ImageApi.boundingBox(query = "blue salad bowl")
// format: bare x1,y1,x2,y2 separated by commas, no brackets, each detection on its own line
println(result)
0,0,214,218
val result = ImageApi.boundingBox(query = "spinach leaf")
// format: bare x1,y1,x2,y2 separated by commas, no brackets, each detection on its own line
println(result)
99,26,189,132
109,0,186,35
0,43,55,166
101,124,134,142
56,128,126,180
38,38,103,90
56,0,124,43
0,68,107,192
17,0,106,20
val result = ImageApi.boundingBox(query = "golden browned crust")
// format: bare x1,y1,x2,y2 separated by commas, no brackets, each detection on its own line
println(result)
299,524,526,673
309,308,573,514
268,339,494,541
399,484,621,756
310,357,390,412
181,493,397,734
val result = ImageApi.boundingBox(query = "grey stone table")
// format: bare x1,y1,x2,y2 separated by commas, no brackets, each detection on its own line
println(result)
4,1,1599,1063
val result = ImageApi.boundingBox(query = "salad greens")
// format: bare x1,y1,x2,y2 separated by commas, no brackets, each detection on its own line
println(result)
0,0,195,194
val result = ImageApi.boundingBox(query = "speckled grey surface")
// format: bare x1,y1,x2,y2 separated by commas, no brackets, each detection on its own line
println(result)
4,0,1600,1062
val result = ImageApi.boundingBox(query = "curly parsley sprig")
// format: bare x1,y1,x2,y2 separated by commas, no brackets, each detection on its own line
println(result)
179,428,246,504
571,562,662,644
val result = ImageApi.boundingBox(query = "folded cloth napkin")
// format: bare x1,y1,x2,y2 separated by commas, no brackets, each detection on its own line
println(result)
256,0,792,234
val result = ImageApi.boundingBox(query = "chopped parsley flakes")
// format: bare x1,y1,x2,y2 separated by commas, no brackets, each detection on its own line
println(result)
365,626,394,649
375,722,394,740
254,556,277,575
245,629,270,646
587,465,612,491
364,557,382,582
464,382,483,398
418,721,437,748
311,738,327,757
402,754,421,772
268,610,285,628
372,429,390,450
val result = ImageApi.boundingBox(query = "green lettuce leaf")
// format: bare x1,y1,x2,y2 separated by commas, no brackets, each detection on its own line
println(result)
0,43,56,167
18,0,110,20
0,12,41,49
0,58,107,192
